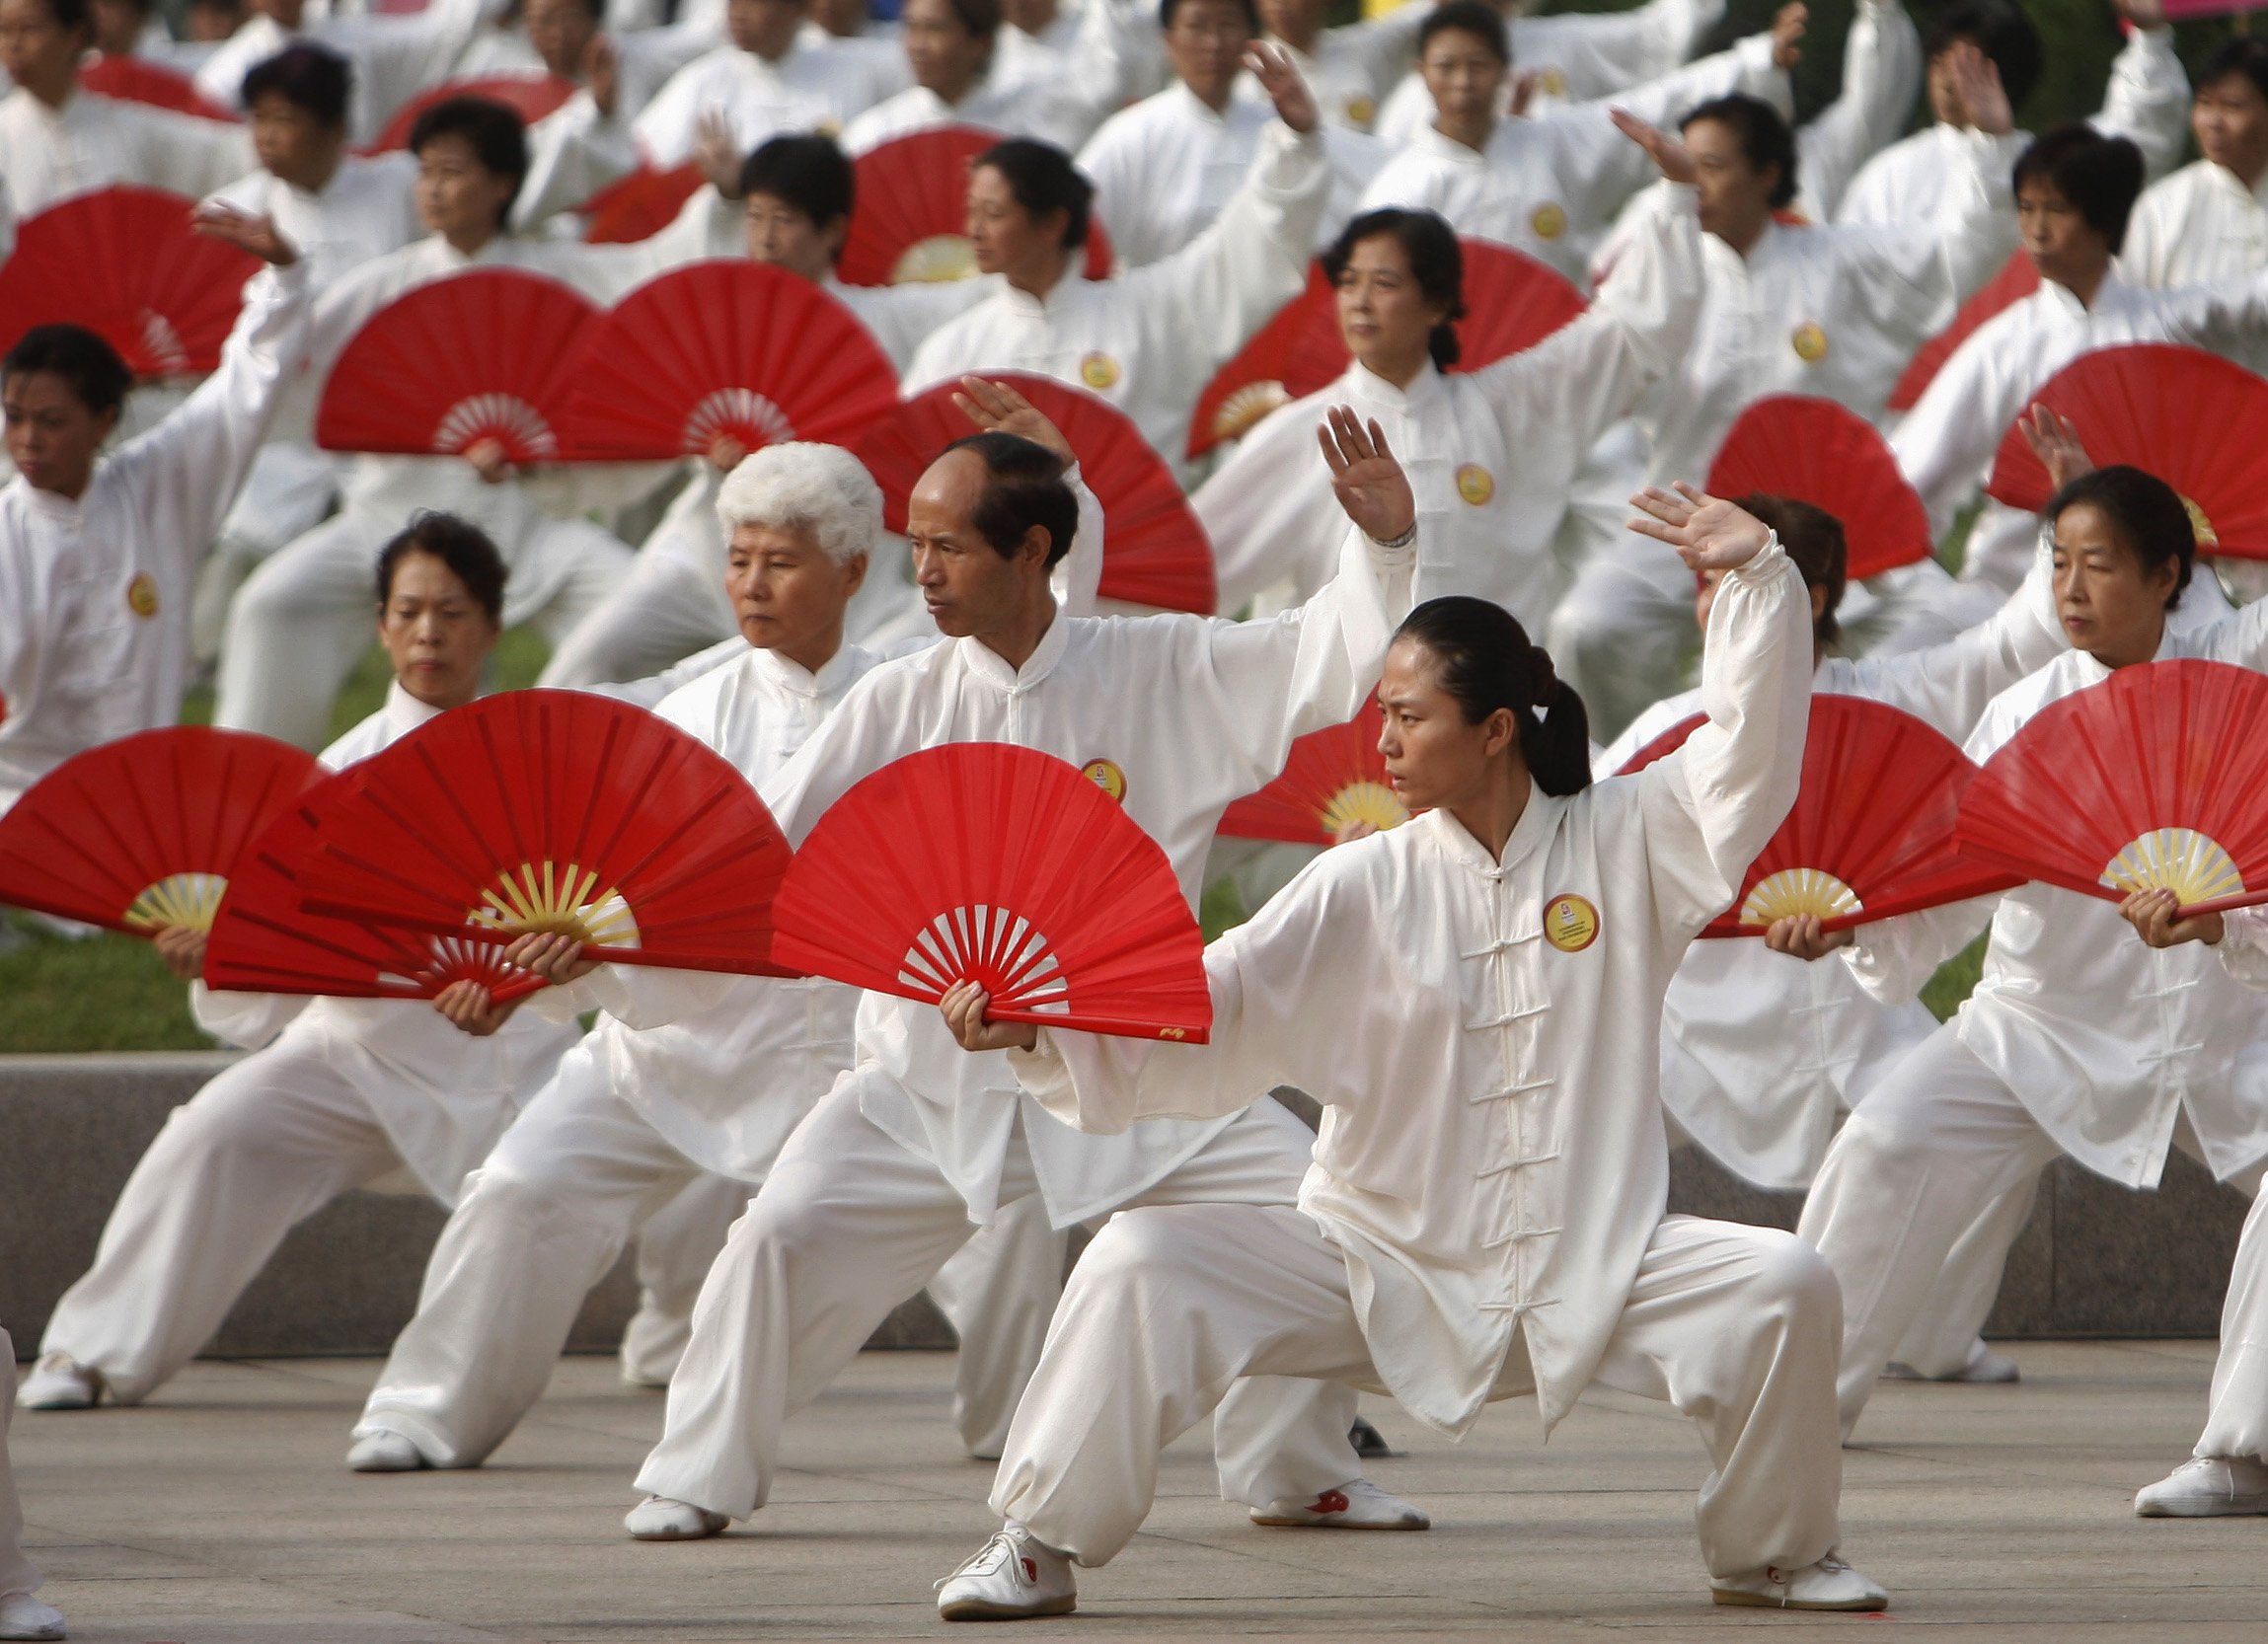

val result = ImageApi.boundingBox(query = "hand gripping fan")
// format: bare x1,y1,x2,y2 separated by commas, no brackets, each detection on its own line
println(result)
557,261,900,461
368,76,576,154
837,126,1114,285
291,691,796,974
0,727,322,934
0,187,261,377
1984,343,2268,560
580,164,705,243
80,55,239,121
771,743,1211,1040
314,268,599,463
1186,263,1332,459
1705,395,1931,581
205,772,547,1002
1956,659,2268,918
1218,703,1409,846
1616,697,2015,936
857,372,1216,613
1887,250,2039,411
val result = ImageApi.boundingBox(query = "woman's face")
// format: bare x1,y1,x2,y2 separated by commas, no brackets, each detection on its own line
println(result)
964,163,1064,278
903,0,990,100
1376,636,1517,814
1333,233,1449,376
1419,27,1505,130
2052,500,2180,669
414,132,516,246
378,550,499,711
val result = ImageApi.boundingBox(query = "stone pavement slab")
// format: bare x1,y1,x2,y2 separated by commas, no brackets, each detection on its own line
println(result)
11,1343,2267,1643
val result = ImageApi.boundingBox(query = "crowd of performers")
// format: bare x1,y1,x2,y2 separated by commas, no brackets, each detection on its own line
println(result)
7,0,2268,1633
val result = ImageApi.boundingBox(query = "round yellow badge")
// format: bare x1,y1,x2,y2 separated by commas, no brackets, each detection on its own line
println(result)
1543,893,1599,953
125,571,161,619
1538,68,1568,99
1455,463,1495,507
1079,352,1120,391
1081,759,1127,802
1790,322,1829,363
1530,201,1566,242
1346,95,1377,127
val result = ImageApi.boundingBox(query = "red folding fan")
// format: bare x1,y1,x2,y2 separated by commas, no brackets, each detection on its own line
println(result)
1888,250,2039,411
205,773,547,1002
0,727,322,935
558,261,900,461
1706,395,1932,581
837,126,1112,285
857,372,1216,613
291,691,796,974
314,268,599,463
1984,344,2268,560
1957,659,2268,917
1616,697,2014,936
1218,702,1408,846
580,163,705,243
772,743,1210,1040
81,54,239,121
0,187,261,377
1186,264,1331,459
368,75,576,154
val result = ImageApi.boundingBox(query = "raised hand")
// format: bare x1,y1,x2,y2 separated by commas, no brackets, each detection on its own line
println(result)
2017,403,2092,491
695,109,742,198
1245,41,1319,136
1945,39,2013,137
1626,483,1773,571
502,930,601,986
432,979,519,1036
1763,913,1853,962
1318,406,1415,546
462,436,516,486
2120,886,2224,949
153,925,209,982
1771,2,1806,70
2112,0,2167,32
1608,108,1697,185
191,203,299,266
954,375,1076,468
940,980,1040,1053
586,34,621,120
1509,68,1540,119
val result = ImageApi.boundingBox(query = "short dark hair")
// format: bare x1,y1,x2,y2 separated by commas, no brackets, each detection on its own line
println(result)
740,132,856,232
1322,207,1466,370
939,0,1004,37
40,0,93,34
1740,493,1847,647
972,138,1092,250
377,511,509,624
2048,465,2194,610
241,41,351,130
2,324,133,417
941,432,1079,568
1158,0,1257,33
1417,0,1507,65
1682,92,1798,209
1925,0,2043,112
408,96,530,226
2198,37,2268,108
2012,125,2144,255
1394,597,1592,797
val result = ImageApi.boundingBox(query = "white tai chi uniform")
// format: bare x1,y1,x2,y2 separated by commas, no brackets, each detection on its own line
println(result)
990,533,1848,1580
0,1333,40,1610
1800,599,2268,1435
630,507,1417,1524
906,117,1328,479
631,37,890,171
840,47,1100,155
193,0,504,147
0,262,309,815
2122,158,2268,291
0,83,252,216
31,683,580,1405
1197,179,1701,635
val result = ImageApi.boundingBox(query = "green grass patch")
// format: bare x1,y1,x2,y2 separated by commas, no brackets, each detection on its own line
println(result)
1921,934,1988,1024
0,915,213,1052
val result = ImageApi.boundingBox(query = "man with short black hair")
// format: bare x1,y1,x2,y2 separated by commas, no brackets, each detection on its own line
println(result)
193,0,511,147
2122,36,2268,289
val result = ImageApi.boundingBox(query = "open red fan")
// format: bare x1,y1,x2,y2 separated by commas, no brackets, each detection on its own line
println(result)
314,268,599,463
580,163,705,243
857,372,1216,613
558,262,900,461
367,75,576,154
0,187,261,377
838,127,1112,285
0,727,322,935
1617,697,2014,936
1706,395,1931,580
1218,703,1407,846
1983,344,2268,559
772,743,1210,1040
205,773,546,1002
1888,250,2039,411
1957,659,2268,917
81,54,239,121
1186,264,1331,459
291,691,796,974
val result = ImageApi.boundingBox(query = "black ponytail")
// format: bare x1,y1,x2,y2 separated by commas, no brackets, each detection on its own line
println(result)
1395,597,1592,796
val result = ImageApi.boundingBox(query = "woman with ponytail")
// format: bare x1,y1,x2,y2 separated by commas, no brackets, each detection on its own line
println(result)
929,488,1891,1618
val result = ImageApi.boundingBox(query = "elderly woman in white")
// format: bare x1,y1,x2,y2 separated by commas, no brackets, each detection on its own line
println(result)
930,487,1888,1620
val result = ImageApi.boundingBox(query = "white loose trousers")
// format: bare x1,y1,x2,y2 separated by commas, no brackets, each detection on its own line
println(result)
0,1330,40,1604
995,1203,1844,1576
2197,1186,2268,1463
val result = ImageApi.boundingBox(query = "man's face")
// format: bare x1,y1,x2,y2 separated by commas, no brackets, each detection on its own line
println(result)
1682,115,1776,245
907,448,1043,638
2,369,116,500
743,190,842,280
251,91,346,191
727,0,808,59
524,0,599,80
903,0,990,100
0,0,85,91
2195,71,2268,187
2016,177,2108,291
1418,27,1505,128
1165,0,1251,107
89,0,147,56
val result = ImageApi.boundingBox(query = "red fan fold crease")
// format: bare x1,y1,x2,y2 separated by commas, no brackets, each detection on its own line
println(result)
1706,395,1932,581
839,127,1112,286
1218,703,1408,847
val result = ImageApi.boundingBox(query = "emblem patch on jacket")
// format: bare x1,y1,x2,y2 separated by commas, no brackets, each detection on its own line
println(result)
1530,201,1567,241
1345,95,1377,126
1543,893,1599,952
1079,352,1120,391
1790,322,1829,363
1081,759,1127,801
125,572,161,619
1455,463,1495,506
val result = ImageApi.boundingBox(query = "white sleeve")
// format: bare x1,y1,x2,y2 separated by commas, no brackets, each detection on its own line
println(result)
1511,0,1728,102
189,981,309,1050
2118,176,2178,289
127,101,259,200
1839,893,1997,1004
512,91,643,230
1794,0,1923,225
2217,905,2268,991
1050,466,1106,621
2091,26,2191,183
1889,316,2028,541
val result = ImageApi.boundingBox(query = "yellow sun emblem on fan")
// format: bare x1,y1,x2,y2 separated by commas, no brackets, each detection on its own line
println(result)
122,871,227,933
1211,381,1290,443
125,572,161,619
1080,352,1121,391
1791,322,1830,363
1456,463,1495,506
1530,201,1566,241
2101,829,2244,906
2180,494,2218,550
890,233,978,284
1319,781,1408,839
1740,867,1861,928
468,861,642,947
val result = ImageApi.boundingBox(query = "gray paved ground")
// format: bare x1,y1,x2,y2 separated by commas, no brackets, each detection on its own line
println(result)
11,1342,2266,1642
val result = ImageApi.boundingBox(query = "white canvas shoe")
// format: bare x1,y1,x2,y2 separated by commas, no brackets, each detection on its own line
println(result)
0,1592,67,1641
624,1496,728,1540
13,1354,98,1411
2134,1456,2268,1518
1710,1551,1888,1610
1249,1477,1430,1530
936,1525,1077,1621
344,1431,424,1472
1884,1347,2019,1383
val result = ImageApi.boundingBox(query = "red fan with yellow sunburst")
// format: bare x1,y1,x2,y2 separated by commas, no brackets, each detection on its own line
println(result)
1707,396,1932,580
81,54,239,121
772,743,1210,1040
367,75,576,154
1185,264,1332,459
838,127,1113,286
291,692,796,974
1957,659,2268,918
1218,703,1408,846
315,269,599,464
1888,250,2039,411
0,727,322,935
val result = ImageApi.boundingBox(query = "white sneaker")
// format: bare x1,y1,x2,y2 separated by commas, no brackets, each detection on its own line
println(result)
936,1525,1077,1621
0,1592,67,1641
1249,1477,1430,1530
624,1496,728,1540
345,1431,424,1472
2134,1456,2268,1518
1884,1347,2019,1383
14,1354,99,1411
1710,1551,1888,1610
